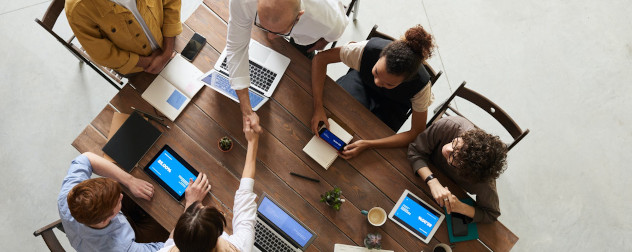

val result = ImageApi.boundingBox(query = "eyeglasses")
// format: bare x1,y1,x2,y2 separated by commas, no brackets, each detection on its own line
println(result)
253,11,299,37
448,139,459,169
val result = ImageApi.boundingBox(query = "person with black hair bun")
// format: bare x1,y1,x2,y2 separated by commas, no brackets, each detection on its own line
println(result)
311,25,435,159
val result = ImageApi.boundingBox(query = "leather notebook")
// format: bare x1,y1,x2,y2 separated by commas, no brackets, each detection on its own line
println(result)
102,111,162,172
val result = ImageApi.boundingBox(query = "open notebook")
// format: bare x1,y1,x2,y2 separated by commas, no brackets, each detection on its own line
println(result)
141,54,204,121
303,118,353,169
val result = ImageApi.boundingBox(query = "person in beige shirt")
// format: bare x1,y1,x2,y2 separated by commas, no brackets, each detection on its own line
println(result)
311,25,435,159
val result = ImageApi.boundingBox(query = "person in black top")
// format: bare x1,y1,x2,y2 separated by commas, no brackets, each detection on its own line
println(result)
311,25,435,159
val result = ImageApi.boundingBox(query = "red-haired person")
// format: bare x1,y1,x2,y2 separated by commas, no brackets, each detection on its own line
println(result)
156,120,260,252
311,25,435,159
58,152,167,251
408,116,509,223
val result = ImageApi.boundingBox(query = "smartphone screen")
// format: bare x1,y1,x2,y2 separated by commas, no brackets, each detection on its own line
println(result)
182,33,206,61
318,126,346,151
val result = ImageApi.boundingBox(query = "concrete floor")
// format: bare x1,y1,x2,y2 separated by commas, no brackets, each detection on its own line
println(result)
1,0,631,251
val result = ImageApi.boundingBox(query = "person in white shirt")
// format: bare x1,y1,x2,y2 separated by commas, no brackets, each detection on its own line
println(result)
157,118,260,252
226,0,349,136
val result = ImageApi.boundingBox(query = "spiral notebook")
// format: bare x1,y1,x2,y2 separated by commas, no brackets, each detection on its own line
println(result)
303,118,353,169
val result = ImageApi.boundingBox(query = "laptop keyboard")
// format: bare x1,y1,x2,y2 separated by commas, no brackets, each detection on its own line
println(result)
255,220,295,252
220,58,277,92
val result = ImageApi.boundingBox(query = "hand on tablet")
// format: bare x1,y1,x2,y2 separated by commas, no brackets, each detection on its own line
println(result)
185,173,211,209
128,177,154,201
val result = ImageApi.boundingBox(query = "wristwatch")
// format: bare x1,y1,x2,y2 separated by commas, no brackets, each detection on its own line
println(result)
424,174,436,184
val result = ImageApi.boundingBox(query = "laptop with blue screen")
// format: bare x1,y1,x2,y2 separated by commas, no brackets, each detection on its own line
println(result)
254,194,316,252
200,39,290,111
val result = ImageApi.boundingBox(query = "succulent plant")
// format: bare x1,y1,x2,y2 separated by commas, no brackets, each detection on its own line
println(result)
219,136,233,151
320,186,344,211
364,233,382,250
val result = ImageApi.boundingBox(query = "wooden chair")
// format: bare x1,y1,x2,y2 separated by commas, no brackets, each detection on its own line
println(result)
427,81,530,151
365,25,443,85
34,0,125,90
329,0,360,49
33,219,66,252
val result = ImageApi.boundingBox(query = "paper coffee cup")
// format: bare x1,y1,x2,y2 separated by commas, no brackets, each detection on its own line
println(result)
367,207,387,226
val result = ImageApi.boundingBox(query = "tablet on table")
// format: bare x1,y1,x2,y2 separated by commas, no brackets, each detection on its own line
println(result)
389,189,445,244
143,145,199,201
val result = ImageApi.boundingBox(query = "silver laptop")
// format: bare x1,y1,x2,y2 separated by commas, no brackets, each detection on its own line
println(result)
200,39,290,111
254,194,317,252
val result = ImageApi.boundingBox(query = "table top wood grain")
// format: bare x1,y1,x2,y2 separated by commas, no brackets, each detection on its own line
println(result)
71,2,518,251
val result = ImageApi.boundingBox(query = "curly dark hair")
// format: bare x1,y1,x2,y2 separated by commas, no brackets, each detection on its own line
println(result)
380,25,434,79
452,129,508,183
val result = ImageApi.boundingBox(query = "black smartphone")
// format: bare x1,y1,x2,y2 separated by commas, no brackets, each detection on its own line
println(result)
317,121,346,151
181,33,206,62
451,212,471,237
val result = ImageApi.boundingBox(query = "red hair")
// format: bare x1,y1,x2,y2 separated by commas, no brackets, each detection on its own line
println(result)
67,177,121,225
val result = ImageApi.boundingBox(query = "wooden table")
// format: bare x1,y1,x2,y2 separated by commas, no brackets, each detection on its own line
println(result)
71,2,518,251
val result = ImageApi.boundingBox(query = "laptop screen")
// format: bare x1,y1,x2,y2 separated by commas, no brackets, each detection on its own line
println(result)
200,72,267,109
258,196,314,247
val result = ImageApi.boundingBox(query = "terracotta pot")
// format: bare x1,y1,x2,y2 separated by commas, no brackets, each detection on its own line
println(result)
218,138,233,152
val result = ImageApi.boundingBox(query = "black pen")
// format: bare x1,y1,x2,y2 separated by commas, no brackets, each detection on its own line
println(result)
290,172,320,182
131,106,171,129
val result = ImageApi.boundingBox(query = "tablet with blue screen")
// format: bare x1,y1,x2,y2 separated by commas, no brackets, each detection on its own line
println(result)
143,145,199,201
389,189,445,243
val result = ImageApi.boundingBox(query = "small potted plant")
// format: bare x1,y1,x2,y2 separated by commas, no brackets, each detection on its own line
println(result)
218,136,233,152
364,233,382,250
320,186,345,210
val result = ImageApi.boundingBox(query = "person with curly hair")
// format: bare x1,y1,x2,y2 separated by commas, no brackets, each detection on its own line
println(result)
408,116,508,223
311,25,435,159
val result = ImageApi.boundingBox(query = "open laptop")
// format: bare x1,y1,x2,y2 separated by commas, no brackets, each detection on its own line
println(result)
254,194,316,252
200,39,290,111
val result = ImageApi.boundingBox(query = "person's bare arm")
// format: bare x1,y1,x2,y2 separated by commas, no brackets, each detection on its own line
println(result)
242,119,260,179
237,89,262,134
310,47,342,133
83,152,154,201
341,110,427,159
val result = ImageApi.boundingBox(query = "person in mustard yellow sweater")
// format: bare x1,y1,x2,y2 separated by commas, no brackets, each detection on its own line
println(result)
65,0,182,74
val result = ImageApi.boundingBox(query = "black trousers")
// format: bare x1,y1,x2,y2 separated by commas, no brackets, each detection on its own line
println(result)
289,38,316,59
121,194,170,243
336,69,410,132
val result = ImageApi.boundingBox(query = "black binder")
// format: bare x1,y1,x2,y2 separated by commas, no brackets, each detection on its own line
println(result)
102,111,162,172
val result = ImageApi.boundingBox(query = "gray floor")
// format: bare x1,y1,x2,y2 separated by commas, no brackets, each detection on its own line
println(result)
1,0,631,251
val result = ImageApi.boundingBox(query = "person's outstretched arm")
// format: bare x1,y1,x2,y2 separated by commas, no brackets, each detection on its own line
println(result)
242,119,260,178
83,152,154,201
310,47,342,134
340,110,428,159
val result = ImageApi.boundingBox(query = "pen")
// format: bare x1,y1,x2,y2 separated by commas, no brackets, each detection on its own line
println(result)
290,172,320,182
131,106,171,129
